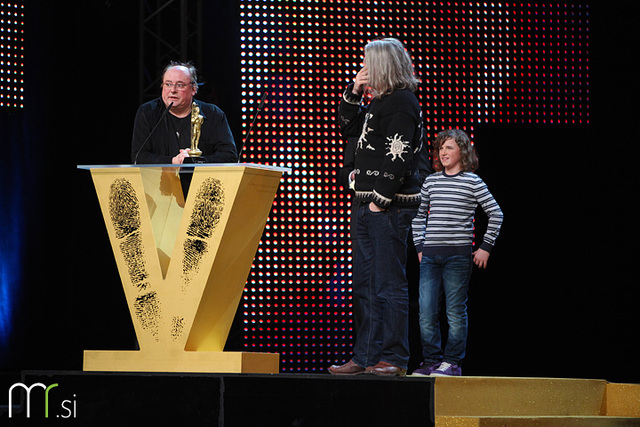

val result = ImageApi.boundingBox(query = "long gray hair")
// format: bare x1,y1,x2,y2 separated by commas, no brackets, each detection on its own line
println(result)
364,38,419,98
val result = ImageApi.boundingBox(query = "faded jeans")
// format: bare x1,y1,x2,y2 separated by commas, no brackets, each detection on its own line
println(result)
351,204,416,370
418,254,472,365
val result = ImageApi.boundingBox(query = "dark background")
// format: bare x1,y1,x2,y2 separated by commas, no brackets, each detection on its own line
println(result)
1,0,638,384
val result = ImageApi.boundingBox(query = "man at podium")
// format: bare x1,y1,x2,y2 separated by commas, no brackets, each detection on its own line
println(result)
131,61,238,165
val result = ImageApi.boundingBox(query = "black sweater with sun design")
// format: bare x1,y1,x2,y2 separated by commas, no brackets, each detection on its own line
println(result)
338,84,424,209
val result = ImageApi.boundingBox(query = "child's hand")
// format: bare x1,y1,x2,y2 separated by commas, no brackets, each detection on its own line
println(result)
472,249,490,269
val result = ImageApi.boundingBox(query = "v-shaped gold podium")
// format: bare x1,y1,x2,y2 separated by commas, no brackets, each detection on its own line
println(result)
78,164,288,374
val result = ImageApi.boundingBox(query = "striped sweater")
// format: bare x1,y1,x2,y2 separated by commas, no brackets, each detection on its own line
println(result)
411,171,504,256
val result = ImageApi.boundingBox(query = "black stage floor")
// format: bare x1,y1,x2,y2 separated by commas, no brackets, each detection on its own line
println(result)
2,370,435,426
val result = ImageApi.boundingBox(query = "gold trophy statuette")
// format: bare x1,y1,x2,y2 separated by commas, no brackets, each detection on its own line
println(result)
189,101,204,159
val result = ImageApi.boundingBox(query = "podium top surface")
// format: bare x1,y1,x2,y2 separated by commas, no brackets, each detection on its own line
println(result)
77,163,291,173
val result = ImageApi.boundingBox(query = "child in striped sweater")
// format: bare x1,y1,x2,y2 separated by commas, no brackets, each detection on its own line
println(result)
411,129,503,376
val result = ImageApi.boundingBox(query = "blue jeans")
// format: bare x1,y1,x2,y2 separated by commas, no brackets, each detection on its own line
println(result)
418,254,472,365
351,204,416,370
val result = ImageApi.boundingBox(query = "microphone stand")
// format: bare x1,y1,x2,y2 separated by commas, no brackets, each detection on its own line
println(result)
238,92,268,163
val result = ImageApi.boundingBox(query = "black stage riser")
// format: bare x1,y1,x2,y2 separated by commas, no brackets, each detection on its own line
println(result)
2,371,434,426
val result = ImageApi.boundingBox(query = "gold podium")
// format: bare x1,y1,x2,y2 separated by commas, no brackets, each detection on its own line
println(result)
77,164,289,374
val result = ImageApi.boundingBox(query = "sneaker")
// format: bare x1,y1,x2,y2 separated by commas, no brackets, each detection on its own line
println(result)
410,361,441,376
431,362,462,376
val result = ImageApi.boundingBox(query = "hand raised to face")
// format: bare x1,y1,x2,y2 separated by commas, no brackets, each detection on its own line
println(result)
352,66,369,95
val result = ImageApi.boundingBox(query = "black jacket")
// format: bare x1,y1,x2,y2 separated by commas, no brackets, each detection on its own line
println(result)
131,98,238,164
338,85,427,209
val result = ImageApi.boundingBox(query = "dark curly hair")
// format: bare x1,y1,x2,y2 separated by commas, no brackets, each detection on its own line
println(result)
431,129,479,172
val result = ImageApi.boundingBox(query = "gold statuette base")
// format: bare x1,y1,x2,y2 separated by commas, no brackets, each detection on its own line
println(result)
83,350,280,374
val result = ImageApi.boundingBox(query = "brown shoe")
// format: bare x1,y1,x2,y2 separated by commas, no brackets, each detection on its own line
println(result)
365,361,407,377
328,359,365,375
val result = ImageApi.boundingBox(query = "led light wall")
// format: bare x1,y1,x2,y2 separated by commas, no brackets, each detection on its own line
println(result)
0,1,24,108
0,0,24,362
239,1,589,372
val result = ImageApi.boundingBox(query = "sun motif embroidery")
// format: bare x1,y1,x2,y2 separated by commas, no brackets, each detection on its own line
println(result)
386,133,410,161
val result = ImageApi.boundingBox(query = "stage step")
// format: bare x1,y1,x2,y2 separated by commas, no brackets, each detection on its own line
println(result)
437,416,640,426
434,376,640,426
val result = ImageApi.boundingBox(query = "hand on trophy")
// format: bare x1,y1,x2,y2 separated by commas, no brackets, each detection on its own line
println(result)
172,148,192,164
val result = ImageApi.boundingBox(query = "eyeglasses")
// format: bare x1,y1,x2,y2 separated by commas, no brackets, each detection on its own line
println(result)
162,81,194,90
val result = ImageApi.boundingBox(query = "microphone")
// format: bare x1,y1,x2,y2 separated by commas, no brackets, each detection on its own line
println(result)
133,101,174,164
238,92,268,163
